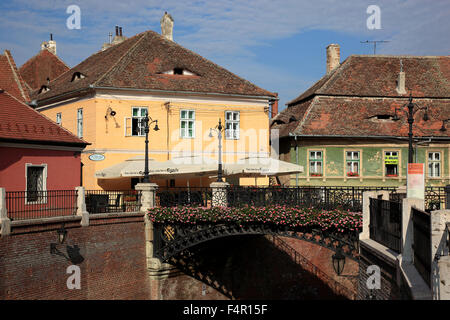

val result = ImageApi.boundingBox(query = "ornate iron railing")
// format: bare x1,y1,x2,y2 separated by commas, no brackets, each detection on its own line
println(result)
156,187,212,207
412,207,431,287
85,190,141,213
5,190,78,221
227,186,398,211
425,187,445,212
369,197,402,253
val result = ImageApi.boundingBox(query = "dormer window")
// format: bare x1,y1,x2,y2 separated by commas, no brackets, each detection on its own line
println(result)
289,116,297,123
38,85,50,94
161,68,196,76
71,72,86,82
369,114,395,122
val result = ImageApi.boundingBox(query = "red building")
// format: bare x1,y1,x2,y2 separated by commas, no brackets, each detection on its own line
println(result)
0,50,88,193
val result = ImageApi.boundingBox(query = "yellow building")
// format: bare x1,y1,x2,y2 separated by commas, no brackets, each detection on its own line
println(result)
32,25,277,190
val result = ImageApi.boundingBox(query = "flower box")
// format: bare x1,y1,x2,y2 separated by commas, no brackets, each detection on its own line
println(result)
310,173,322,177
347,172,359,177
385,174,398,177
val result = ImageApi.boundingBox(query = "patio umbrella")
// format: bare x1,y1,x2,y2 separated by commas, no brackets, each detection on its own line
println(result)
95,155,218,179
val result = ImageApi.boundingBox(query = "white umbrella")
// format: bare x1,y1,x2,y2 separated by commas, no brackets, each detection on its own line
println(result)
223,156,304,177
95,155,218,179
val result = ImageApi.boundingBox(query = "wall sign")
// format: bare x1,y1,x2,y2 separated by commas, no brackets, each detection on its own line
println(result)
407,163,424,199
88,154,105,161
384,155,399,165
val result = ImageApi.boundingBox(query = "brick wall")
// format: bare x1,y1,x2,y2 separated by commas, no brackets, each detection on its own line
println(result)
0,214,150,300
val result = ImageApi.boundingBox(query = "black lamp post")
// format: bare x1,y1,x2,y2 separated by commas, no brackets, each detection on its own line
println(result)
209,118,224,182
332,247,346,276
393,94,429,163
143,111,159,183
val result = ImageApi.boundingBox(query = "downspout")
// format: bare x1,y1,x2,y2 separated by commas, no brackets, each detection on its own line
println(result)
295,135,299,186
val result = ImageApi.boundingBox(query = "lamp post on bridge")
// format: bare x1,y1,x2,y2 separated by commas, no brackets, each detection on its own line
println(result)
393,93,430,164
143,110,159,183
209,118,224,182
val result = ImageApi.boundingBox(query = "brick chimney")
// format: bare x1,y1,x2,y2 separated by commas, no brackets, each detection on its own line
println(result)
326,44,340,74
161,12,174,41
41,34,57,55
396,59,406,95
271,93,279,118
102,26,127,51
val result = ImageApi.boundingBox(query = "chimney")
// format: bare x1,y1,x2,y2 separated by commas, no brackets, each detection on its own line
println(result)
119,27,122,37
396,59,406,95
115,26,119,36
41,33,57,55
326,44,340,74
160,12,174,41
271,93,279,118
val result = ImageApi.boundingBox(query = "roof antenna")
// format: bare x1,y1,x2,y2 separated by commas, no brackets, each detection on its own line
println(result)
360,40,390,54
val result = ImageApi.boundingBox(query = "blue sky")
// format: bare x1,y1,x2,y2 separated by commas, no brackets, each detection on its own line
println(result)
1,0,449,109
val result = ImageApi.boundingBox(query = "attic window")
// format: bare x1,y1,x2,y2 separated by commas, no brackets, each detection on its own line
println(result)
71,72,86,82
161,68,196,76
369,115,395,122
289,116,297,123
38,85,50,94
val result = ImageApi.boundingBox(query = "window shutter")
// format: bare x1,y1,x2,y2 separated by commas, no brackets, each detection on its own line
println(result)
124,117,132,136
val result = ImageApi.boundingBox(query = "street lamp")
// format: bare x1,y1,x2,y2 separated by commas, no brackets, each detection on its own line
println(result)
209,118,224,182
143,111,159,183
332,247,346,276
393,93,430,163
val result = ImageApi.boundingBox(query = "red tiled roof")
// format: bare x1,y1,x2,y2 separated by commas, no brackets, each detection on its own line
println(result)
287,55,450,106
19,49,69,91
273,55,450,139
0,50,30,103
0,90,88,146
34,30,276,103
273,96,450,138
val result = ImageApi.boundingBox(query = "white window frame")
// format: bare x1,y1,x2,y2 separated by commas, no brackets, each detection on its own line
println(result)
77,108,83,138
56,112,62,125
25,163,47,204
309,151,323,176
180,110,195,138
346,151,360,176
225,111,240,140
384,151,399,176
130,107,148,137
428,151,441,178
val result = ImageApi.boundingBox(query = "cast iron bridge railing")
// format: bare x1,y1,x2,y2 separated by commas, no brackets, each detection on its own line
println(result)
412,207,431,287
153,222,360,263
369,197,402,253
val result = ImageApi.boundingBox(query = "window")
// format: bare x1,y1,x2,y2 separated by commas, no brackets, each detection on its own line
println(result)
225,111,240,139
309,151,323,176
180,110,195,138
385,151,399,176
346,151,360,176
428,152,441,177
56,112,61,125
131,107,148,136
26,165,46,203
77,108,83,138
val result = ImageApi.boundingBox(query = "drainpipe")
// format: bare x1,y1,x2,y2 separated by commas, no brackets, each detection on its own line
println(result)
295,135,299,186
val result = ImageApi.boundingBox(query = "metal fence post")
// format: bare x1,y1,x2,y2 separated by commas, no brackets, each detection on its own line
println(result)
0,188,11,235
444,185,450,210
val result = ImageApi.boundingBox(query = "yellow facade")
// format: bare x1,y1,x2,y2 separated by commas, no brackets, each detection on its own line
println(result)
39,91,271,190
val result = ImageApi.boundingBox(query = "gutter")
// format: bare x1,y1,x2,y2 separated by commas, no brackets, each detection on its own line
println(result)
288,133,450,141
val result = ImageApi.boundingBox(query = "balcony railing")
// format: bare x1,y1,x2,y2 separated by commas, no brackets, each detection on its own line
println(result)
156,187,212,207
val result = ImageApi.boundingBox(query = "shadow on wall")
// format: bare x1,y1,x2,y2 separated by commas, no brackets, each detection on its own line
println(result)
164,235,348,300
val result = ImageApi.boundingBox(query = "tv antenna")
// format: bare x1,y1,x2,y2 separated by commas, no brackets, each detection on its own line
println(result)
360,40,390,54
